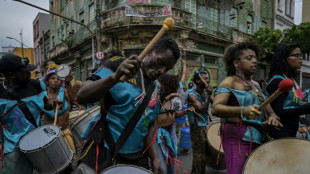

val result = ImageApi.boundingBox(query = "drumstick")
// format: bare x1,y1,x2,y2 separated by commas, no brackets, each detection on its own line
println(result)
190,106,206,123
53,97,60,132
119,17,175,82
258,79,294,111
199,74,209,87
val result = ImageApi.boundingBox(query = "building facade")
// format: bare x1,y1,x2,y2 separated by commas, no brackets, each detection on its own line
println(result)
0,46,15,58
48,0,274,85
33,13,50,67
302,0,309,22
274,0,295,31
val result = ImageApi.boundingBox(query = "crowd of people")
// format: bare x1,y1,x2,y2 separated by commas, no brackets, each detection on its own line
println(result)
0,37,309,174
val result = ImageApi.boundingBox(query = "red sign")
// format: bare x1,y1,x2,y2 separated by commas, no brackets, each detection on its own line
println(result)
96,51,104,60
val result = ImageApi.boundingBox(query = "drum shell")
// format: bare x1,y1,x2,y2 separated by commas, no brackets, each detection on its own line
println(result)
206,122,226,171
70,106,100,147
19,125,73,174
100,164,153,174
243,138,310,174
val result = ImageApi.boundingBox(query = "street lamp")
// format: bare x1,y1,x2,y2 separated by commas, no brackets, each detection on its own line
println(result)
6,35,30,58
13,0,96,68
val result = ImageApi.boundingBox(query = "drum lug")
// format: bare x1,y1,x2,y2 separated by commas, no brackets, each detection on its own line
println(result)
112,157,116,165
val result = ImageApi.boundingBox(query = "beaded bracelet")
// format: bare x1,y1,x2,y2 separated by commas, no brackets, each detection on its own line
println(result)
240,106,245,119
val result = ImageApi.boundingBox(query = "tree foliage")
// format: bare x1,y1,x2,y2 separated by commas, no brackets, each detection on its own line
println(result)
249,22,310,59
282,22,310,55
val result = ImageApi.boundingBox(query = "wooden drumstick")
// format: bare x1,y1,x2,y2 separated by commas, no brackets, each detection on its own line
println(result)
119,17,175,82
258,79,294,111
199,74,209,87
53,97,60,132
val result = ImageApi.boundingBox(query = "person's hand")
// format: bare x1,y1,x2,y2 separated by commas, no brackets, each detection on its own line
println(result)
181,59,186,64
151,157,163,174
263,114,283,127
64,74,73,84
53,99,64,110
165,93,179,101
112,55,140,82
205,85,213,95
243,104,261,120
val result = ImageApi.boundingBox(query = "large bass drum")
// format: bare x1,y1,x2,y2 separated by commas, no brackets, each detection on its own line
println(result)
206,122,226,172
101,164,153,174
70,106,101,148
243,138,310,174
19,125,73,174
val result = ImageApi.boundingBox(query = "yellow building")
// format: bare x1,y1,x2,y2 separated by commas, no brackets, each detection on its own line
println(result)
13,47,36,78
302,0,310,22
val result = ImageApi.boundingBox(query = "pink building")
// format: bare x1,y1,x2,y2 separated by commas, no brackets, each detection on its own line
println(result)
33,12,50,66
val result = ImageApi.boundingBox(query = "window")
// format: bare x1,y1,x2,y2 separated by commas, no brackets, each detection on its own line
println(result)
261,21,267,28
174,0,181,8
79,11,84,29
230,8,237,28
277,0,282,11
89,3,95,23
210,8,218,31
285,0,294,17
247,15,253,35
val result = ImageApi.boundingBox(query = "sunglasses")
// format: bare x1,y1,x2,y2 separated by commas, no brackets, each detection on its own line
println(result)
289,53,302,58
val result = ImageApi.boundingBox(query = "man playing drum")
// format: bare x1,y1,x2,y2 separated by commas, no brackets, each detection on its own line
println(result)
76,37,180,174
0,55,61,174
186,70,213,174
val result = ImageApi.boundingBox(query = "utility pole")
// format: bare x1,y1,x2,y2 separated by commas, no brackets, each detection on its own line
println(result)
20,30,24,58
95,0,102,68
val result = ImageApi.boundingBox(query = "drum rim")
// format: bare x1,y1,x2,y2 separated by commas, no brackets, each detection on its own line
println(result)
242,137,309,174
55,64,71,78
19,125,61,151
206,122,224,153
70,106,101,129
101,164,153,173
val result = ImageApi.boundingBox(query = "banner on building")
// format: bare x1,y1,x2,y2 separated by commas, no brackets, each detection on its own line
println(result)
127,0,147,5
125,4,172,17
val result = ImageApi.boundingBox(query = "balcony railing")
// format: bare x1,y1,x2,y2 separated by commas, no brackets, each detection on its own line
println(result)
101,5,192,30
101,4,233,41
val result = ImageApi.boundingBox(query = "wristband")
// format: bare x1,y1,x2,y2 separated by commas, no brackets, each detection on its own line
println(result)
240,106,245,119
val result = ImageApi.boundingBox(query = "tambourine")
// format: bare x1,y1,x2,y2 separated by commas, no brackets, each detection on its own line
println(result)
55,64,71,80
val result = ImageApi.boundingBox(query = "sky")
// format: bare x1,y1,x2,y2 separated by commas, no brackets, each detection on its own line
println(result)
0,0,304,52
0,0,49,51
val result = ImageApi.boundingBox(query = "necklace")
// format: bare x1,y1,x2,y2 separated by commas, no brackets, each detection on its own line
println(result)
235,74,266,105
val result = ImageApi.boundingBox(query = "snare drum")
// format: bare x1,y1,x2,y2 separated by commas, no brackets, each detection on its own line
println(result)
69,110,85,124
206,122,226,171
55,64,71,80
243,138,310,174
19,125,73,174
101,164,153,174
70,106,101,147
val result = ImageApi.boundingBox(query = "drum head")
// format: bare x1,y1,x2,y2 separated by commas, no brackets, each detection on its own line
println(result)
19,125,60,151
55,64,71,79
101,164,153,174
207,122,224,153
243,138,310,174
69,110,86,120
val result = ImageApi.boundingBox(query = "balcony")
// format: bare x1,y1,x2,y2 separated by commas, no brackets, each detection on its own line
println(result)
231,29,251,43
101,5,192,31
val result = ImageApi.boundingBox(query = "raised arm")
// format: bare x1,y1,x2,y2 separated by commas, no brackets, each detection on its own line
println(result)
77,55,140,104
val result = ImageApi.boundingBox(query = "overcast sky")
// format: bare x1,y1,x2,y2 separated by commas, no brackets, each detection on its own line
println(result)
0,0,49,51
0,0,304,52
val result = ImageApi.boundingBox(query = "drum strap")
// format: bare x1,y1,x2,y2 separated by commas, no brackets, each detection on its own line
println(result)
111,81,154,158
5,86,38,128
